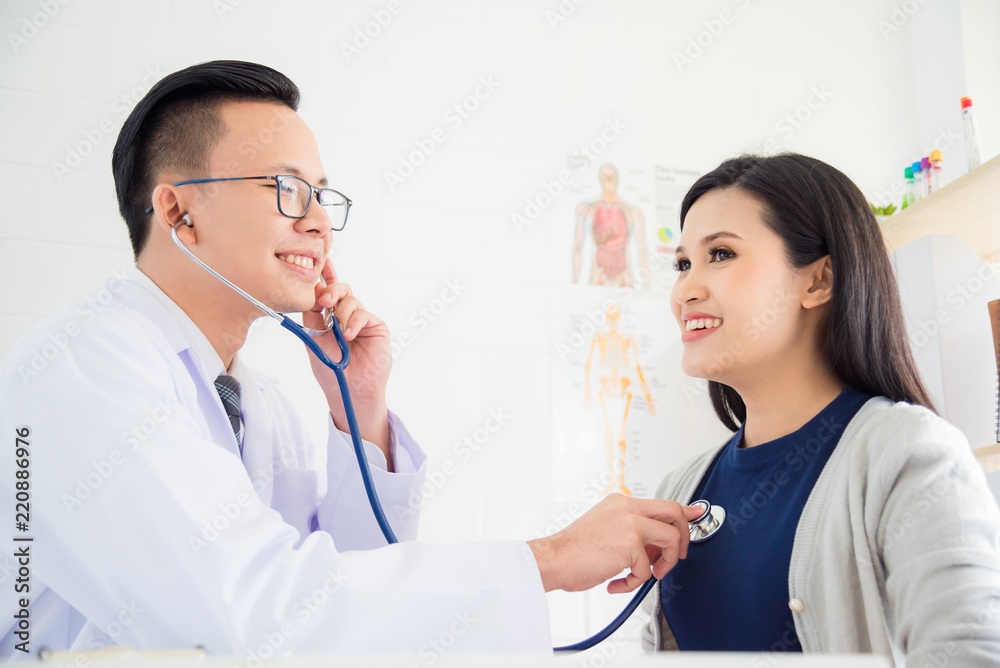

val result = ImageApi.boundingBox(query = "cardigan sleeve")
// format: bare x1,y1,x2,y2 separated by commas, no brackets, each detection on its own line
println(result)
874,404,1000,667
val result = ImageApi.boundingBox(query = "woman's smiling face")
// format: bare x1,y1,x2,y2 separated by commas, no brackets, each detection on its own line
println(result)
670,187,819,388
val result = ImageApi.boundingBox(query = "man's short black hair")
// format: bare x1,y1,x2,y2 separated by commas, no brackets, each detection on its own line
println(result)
112,60,300,259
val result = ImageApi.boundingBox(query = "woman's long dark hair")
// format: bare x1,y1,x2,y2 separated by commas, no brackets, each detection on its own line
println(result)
680,153,936,431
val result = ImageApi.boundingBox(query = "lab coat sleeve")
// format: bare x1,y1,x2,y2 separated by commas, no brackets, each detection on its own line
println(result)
319,411,428,550
877,407,1000,666
0,310,550,656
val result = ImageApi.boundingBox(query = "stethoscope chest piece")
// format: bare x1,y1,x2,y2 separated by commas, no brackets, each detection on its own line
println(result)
688,499,726,543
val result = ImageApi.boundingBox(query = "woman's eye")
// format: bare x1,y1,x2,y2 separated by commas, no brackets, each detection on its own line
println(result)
674,249,734,272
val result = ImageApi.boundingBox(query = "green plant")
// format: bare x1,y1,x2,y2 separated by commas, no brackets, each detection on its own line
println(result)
870,202,897,216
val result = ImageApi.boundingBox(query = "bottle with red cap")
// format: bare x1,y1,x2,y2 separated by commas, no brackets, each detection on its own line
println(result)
961,96,983,171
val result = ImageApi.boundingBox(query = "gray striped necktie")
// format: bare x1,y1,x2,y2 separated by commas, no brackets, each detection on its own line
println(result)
214,374,244,455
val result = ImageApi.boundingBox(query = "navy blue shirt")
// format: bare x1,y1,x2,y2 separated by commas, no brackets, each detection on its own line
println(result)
660,387,871,651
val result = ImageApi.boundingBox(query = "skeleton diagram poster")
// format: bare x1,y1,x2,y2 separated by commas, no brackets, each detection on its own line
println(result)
550,292,695,501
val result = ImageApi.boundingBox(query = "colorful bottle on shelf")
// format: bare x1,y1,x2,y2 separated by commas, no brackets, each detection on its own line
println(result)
902,166,916,210
911,160,924,201
961,96,983,171
928,150,943,194
920,157,931,197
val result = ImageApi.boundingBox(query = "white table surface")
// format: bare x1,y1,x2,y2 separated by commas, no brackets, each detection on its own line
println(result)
36,646,894,667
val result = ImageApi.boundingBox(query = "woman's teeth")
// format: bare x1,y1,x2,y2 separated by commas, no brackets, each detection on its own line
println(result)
277,254,315,269
685,318,722,332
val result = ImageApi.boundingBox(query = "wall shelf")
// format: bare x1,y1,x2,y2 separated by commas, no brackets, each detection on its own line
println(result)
878,152,1000,265
975,443,1000,473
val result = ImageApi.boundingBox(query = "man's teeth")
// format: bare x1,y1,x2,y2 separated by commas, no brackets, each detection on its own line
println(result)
278,254,315,269
685,318,723,332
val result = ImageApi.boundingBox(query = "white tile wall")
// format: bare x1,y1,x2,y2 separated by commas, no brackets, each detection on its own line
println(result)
0,0,967,647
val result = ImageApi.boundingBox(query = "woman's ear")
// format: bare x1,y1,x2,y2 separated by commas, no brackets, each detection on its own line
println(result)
801,255,833,310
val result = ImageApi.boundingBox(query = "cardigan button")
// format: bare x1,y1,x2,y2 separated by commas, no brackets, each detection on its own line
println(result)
788,598,804,613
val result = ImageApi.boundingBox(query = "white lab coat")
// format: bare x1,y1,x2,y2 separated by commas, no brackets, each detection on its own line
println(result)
0,269,550,659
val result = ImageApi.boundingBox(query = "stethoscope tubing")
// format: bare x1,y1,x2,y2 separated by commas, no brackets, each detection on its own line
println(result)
277,315,399,545
553,578,658,652
168,223,705,654
170,225,398,544
553,497,724,652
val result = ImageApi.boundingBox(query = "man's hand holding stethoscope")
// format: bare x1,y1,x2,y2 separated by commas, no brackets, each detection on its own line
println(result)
303,259,394,460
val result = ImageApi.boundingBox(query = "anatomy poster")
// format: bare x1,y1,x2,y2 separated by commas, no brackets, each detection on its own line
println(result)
549,293,694,501
558,161,701,293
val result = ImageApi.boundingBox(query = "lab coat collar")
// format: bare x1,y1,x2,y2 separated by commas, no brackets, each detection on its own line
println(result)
123,269,281,392
123,268,228,383
117,268,282,469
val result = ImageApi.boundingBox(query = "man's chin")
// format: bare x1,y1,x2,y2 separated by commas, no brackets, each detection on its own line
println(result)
266,300,314,317
256,286,312,315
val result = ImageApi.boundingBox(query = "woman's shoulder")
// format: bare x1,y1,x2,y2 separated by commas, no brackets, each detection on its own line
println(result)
843,395,974,480
851,396,968,447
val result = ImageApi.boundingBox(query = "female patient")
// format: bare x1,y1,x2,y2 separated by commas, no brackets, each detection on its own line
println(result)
641,153,1000,665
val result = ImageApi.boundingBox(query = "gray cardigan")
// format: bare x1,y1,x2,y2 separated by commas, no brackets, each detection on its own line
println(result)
640,396,1000,666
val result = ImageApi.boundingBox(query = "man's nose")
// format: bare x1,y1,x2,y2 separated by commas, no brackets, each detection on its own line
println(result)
295,198,331,236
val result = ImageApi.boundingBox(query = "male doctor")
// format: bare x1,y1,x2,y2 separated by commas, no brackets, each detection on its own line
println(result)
0,60,701,658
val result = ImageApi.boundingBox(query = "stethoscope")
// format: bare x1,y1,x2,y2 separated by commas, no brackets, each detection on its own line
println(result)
170,216,727,653
171,215,397,543
553,498,726,652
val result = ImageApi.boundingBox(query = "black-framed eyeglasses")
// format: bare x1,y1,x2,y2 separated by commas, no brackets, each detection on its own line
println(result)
144,175,352,231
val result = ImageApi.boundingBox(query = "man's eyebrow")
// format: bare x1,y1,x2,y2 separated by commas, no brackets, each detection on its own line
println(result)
675,231,743,255
265,163,329,187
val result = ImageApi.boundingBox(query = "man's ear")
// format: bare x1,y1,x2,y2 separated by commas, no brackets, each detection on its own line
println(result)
150,183,195,241
801,255,833,310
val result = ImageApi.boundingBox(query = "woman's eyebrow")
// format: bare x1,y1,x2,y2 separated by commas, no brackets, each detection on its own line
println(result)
675,231,743,255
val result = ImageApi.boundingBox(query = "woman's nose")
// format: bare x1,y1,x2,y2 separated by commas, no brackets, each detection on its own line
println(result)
672,267,708,305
